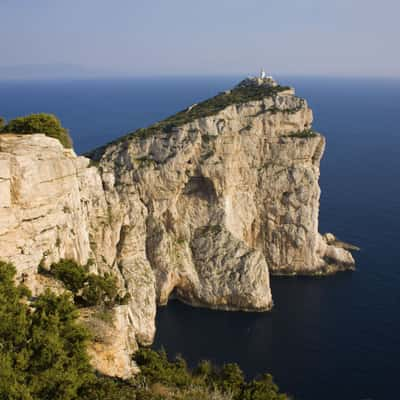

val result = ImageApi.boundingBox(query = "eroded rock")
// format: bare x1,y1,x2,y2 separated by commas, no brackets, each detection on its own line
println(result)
0,78,357,377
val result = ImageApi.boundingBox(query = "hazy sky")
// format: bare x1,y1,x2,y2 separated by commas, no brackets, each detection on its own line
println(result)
1,0,399,77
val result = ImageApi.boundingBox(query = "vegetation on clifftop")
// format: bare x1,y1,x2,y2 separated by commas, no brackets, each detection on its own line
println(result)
0,260,291,399
80,347,291,399
0,113,73,148
132,84,291,139
87,84,291,158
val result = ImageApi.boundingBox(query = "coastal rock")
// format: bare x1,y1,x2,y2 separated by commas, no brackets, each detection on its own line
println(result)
80,306,139,379
0,133,155,377
0,134,93,292
96,83,354,282
0,79,357,377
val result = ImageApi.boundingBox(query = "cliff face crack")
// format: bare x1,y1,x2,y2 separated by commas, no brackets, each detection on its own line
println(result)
21,214,46,223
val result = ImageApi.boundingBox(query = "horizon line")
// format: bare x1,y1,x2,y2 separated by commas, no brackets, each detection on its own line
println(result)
1,73,400,82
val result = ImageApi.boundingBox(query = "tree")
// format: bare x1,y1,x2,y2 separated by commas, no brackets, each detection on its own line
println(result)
242,374,289,400
27,291,93,400
81,273,119,307
0,261,93,400
44,259,121,308
0,262,31,400
48,259,88,293
2,113,73,148
0,261,290,400
216,363,245,397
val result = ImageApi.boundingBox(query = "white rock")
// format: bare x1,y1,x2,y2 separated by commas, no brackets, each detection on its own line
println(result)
0,83,356,377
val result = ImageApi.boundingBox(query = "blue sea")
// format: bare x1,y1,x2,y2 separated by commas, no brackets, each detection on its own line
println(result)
1,76,399,400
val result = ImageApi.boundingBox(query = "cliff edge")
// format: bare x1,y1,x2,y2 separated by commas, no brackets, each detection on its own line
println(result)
0,77,356,377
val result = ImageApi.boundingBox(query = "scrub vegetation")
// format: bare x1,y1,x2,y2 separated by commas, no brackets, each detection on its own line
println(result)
0,260,290,400
284,129,317,138
88,84,291,158
39,259,130,308
0,113,73,148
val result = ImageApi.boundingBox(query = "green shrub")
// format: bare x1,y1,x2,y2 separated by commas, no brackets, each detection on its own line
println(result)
1,262,290,400
81,273,119,307
49,259,88,292
194,359,214,378
215,363,245,397
284,129,317,138
241,374,289,400
133,348,291,400
0,116,5,130
2,113,73,148
44,259,122,308
0,261,93,400
78,376,137,400
134,348,192,388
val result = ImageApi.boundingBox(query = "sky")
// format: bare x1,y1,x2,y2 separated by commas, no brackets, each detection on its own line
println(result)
0,0,399,78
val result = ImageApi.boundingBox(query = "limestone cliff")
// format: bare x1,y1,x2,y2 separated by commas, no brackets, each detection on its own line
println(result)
0,77,356,377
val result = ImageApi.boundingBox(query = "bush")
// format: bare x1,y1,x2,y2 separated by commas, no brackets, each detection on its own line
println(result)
133,348,291,400
284,129,317,138
49,259,88,292
2,113,73,148
215,363,245,397
1,261,290,400
241,374,289,400
45,259,122,308
81,273,119,307
0,116,5,130
78,376,137,400
134,348,192,388
0,261,93,400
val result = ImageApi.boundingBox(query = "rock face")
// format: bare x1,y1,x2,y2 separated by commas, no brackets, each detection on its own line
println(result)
0,78,356,377
0,133,94,289
0,133,149,378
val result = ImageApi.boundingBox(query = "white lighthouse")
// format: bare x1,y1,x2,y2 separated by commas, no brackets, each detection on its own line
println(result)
260,67,274,80
236,68,278,89
257,68,277,86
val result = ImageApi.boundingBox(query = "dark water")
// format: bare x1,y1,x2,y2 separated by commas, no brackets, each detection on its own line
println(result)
1,76,399,400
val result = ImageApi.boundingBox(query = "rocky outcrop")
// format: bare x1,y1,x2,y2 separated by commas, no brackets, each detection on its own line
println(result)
80,306,139,379
0,78,356,377
0,133,147,378
0,133,95,291
93,80,355,283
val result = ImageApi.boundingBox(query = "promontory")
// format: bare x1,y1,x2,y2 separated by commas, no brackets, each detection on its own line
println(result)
0,76,356,377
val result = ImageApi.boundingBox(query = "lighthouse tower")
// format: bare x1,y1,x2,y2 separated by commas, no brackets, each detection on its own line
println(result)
257,68,277,86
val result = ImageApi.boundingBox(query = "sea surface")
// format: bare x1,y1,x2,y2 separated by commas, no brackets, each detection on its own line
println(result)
1,76,399,400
